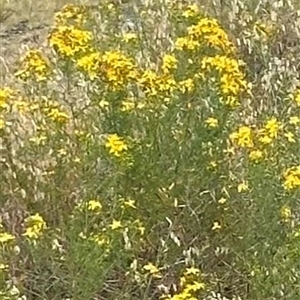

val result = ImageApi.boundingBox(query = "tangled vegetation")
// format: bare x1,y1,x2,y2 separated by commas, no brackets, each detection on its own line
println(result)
1,0,300,299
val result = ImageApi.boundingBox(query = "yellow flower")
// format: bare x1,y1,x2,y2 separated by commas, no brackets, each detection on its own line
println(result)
175,36,200,51
77,51,102,80
218,197,227,204
182,4,200,18
184,281,205,292
122,32,137,43
249,149,263,162
15,49,50,82
122,199,136,209
87,200,102,213
264,117,281,139
54,4,87,26
29,134,47,145
187,18,235,53
289,116,300,125
258,133,273,145
162,54,178,74
178,78,195,93
184,267,200,276
283,166,300,190
49,25,92,57
100,50,137,90
294,90,300,106
0,263,8,270
205,117,218,128
105,134,128,157
0,232,15,243
46,107,70,124
143,262,162,278
238,181,249,193
280,205,292,222
23,213,47,239
90,233,109,246
0,87,13,110
110,220,122,230
138,69,160,95
284,131,296,143
212,221,221,230
253,21,274,39
230,126,253,148
201,55,247,98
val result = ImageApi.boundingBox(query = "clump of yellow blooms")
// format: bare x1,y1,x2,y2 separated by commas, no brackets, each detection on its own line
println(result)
23,213,47,240
77,199,103,215
0,87,13,110
292,89,300,106
249,149,263,162
201,55,247,102
0,223,15,244
105,134,128,157
54,3,87,26
258,117,282,145
176,17,235,53
182,4,200,18
100,51,138,90
230,125,254,148
283,166,300,190
0,87,15,130
280,205,292,223
143,262,162,278
138,69,177,97
15,49,50,82
77,51,102,80
78,50,138,89
49,25,92,57
161,267,205,300
161,54,178,74
205,117,219,128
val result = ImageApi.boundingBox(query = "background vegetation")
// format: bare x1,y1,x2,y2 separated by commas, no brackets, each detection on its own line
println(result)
1,0,300,299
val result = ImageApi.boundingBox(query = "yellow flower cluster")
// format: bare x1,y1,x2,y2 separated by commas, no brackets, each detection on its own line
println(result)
23,213,47,239
201,55,247,101
292,89,300,106
100,51,138,89
283,166,300,190
161,54,178,74
229,117,283,162
176,17,235,53
54,4,87,26
258,117,282,145
138,69,177,96
182,4,200,18
280,205,292,222
0,222,15,244
0,87,12,110
161,267,205,300
77,199,103,215
15,49,50,82
0,87,15,130
230,126,254,148
42,100,70,124
105,134,128,157
49,25,92,57
77,51,102,80
78,50,137,89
